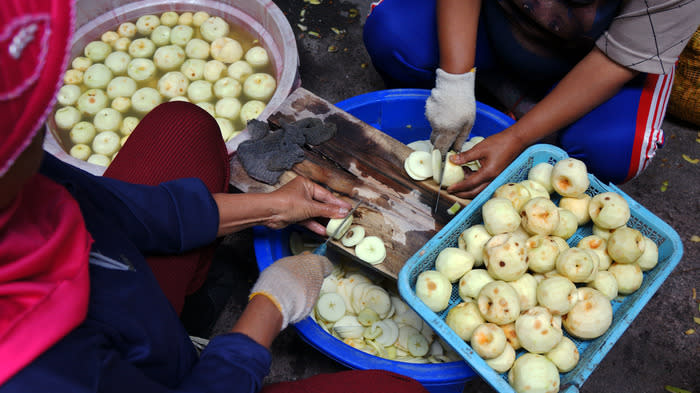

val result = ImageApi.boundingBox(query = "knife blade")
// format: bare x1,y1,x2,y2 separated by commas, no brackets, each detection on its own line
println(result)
313,200,364,255
434,153,446,213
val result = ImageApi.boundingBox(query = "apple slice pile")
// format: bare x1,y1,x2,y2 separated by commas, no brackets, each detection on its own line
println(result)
414,157,660,393
309,260,462,364
404,137,484,187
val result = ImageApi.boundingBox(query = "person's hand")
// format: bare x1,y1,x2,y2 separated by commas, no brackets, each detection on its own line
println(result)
268,176,351,235
425,68,476,155
249,253,333,330
446,131,526,199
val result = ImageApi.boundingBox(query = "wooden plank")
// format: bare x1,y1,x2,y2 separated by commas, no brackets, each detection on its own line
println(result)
229,87,471,279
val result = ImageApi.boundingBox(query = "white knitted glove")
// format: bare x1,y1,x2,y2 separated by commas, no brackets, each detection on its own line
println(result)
425,68,477,155
250,254,333,330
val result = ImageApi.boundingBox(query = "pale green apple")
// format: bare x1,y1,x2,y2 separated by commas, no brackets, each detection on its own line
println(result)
551,157,590,197
515,306,563,354
477,280,521,325
562,288,612,339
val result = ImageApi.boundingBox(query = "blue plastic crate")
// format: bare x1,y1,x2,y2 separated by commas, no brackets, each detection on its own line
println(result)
397,144,684,393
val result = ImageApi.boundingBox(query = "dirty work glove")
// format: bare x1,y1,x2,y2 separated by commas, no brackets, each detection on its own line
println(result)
250,254,333,330
425,68,477,155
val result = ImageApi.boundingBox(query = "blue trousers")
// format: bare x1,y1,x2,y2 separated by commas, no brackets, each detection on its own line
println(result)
363,0,672,184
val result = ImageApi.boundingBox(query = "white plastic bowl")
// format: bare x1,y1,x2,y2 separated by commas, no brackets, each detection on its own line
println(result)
44,0,299,175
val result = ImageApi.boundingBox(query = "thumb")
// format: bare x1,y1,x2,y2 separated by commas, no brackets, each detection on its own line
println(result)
451,144,483,165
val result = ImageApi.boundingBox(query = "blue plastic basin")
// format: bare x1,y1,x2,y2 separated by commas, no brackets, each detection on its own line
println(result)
253,89,515,393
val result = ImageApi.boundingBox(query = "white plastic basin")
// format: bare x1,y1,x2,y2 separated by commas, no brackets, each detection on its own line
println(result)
44,0,299,175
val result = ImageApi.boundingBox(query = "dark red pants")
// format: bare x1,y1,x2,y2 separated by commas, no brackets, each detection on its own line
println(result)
260,370,430,393
104,102,230,315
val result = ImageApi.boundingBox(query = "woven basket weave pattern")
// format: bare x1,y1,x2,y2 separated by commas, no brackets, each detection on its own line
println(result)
668,28,700,126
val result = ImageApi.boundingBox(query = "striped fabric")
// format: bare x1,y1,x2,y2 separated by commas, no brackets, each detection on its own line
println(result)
628,69,675,181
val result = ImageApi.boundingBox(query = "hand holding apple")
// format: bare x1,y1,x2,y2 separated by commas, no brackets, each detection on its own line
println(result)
266,176,352,235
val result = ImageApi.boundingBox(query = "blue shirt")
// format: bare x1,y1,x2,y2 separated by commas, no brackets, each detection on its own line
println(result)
1,154,271,393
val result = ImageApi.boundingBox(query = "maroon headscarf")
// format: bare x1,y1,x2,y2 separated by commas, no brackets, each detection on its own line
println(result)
0,0,93,385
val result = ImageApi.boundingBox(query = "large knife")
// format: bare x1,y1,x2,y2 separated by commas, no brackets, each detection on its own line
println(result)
313,200,364,256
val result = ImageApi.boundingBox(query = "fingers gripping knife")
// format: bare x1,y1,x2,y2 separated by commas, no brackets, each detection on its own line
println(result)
313,200,363,256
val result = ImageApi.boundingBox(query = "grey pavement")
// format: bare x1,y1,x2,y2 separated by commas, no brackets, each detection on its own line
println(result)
212,1,700,392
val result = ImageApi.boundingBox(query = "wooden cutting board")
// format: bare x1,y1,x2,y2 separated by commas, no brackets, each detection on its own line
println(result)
228,87,470,280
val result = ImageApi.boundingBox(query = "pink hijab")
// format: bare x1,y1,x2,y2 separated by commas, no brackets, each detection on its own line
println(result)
0,0,93,385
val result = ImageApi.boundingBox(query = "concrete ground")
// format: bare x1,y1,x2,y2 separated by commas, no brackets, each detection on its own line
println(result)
212,1,700,392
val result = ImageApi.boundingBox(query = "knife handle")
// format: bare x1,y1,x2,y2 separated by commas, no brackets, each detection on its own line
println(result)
312,243,328,256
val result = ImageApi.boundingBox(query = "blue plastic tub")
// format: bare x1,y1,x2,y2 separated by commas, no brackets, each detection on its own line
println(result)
253,89,515,393
397,144,684,393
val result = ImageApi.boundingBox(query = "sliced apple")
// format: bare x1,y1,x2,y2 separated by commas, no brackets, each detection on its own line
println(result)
432,149,442,183
341,225,365,247
407,139,432,153
404,150,433,181
326,215,353,239
355,236,386,265
316,292,347,322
